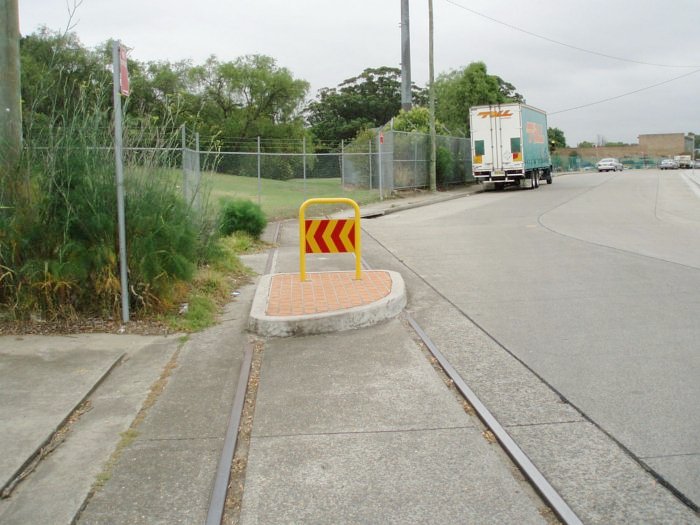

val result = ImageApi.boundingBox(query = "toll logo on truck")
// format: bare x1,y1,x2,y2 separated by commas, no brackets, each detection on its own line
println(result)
477,110,513,119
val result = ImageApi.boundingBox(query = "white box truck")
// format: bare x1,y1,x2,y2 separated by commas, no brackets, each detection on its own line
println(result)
470,103,553,190
674,155,692,169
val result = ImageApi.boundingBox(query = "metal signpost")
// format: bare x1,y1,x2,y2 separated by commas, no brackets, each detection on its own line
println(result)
112,40,130,323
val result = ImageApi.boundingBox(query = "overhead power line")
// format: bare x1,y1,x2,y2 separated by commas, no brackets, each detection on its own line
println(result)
549,68,700,114
442,0,700,69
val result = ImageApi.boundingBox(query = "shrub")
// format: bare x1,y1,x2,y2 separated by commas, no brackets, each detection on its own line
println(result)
262,155,298,181
436,146,453,186
218,199,267,239
0,69,218,320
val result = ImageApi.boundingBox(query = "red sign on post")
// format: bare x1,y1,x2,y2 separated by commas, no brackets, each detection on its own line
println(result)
119,45,130,96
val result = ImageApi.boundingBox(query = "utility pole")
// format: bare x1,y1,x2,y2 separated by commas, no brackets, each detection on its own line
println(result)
400,0,412,111
428,0,437,191
0,0,22,169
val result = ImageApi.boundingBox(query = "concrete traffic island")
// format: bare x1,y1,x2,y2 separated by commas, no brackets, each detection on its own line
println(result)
248,270,406,337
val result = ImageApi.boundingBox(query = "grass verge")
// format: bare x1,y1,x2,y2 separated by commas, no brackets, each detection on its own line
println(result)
162,233,264,333
205,174,380,220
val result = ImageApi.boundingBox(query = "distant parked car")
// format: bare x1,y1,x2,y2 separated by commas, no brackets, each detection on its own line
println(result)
596,158,623,172
658,159,679,170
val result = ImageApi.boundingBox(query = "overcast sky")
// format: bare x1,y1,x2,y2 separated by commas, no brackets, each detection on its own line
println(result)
20,0,700,146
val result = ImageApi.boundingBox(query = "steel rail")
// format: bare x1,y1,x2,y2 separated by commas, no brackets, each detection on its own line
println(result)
205,344,253,525
362,249,580,523
205,221,281,524
405,314,583,525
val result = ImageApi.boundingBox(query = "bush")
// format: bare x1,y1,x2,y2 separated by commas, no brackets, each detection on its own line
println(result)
218,199,267,239
436,146,453,186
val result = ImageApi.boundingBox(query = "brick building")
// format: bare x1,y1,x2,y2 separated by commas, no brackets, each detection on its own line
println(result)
555,133,695,168
638,133,694,156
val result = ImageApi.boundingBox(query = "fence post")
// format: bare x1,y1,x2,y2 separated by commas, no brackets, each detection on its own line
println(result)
257,136,261,206
303,136,307,197
194,132,201,211
378,134,383,200
414,139,418,186
181,125,189,204
341,139,345,186
368,139,373,190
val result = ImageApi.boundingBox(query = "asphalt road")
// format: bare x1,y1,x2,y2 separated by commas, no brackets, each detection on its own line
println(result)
362,170,700,509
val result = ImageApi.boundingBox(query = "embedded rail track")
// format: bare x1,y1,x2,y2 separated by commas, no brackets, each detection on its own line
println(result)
205,219,583,525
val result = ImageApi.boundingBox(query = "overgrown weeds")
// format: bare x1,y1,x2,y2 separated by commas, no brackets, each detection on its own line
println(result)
0,48,250,327
163,234,261,332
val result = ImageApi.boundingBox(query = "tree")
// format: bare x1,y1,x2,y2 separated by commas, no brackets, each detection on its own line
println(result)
305,66,427,145
548,127,566,152
434,62,524,137
20,29,111,134
20,31,310,147
391,106,448,135
577,141,595,148
392,106,431,133
188,54,309,141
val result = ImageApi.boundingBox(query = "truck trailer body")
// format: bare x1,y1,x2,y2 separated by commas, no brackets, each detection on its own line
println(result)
674,155,692,169
470,103,553,190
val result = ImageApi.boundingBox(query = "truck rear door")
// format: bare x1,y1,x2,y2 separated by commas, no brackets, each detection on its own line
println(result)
472,109,501,175
472,105,521,177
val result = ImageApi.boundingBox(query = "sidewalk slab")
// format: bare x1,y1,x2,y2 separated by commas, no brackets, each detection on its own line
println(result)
0,337,180,525
0,334,161,495
240,319,548,524
77,284,256,525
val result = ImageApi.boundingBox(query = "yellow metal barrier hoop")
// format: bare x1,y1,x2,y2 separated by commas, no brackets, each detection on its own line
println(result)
299,198,362,281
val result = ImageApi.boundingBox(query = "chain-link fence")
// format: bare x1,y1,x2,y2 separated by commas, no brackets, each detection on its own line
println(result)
99,128,476,209
342,130,473,195
551,153,669,172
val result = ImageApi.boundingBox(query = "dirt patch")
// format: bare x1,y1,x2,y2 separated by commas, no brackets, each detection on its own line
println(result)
222,338,264,525
0,316,172,337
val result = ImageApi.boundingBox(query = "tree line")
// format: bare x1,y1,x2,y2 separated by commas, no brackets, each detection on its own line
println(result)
21,27,566,152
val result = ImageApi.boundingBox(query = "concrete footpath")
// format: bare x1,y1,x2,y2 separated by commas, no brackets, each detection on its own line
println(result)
6,182,690,524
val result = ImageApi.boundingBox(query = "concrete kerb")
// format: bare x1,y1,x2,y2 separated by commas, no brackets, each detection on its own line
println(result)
248,271,406,337
333,184,484,221
248,186,485,338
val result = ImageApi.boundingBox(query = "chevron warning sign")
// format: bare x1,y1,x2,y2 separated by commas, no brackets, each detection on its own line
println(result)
299,198,362,281
304,219,356,253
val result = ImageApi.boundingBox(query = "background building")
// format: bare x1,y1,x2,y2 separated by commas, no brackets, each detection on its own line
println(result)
638,133,694,156
553,132,695,170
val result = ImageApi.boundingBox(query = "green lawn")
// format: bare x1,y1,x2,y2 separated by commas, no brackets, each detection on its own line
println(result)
203,173,381,220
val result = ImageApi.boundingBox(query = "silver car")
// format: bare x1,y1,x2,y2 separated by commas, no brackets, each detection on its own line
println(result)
596,158,623,172
659,159,679,170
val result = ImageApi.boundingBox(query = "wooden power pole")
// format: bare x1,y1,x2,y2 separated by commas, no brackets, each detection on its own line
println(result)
0,0,22,169
428,0,437,192
400,0,412,111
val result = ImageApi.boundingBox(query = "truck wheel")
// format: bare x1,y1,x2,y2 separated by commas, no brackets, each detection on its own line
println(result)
495,182,505,191
546,173,553,184
529,172,537,189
